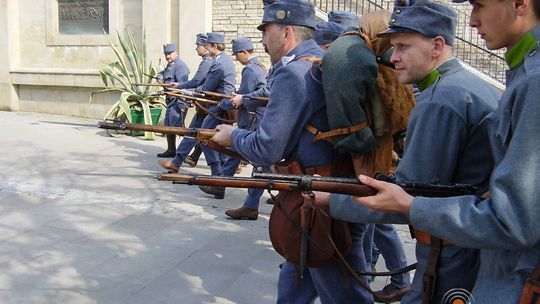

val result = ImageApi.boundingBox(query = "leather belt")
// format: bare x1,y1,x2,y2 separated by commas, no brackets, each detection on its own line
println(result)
413,229,452,246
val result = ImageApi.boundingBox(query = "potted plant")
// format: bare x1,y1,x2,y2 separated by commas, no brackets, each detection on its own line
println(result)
91,27,165,140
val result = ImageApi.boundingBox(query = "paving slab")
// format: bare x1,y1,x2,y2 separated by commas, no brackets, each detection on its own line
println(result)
0,111,416,303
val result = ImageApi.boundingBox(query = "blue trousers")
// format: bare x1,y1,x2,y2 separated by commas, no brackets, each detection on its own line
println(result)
373,224,411,288
400,244,479,304
200,107,226,175
164,101,186,127
277,223,374,303
172,112,205,167
221,143,264,210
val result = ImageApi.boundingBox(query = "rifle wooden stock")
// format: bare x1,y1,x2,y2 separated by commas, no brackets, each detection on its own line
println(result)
159,172,479,198
201,91,269,102
97,120,247,162
162,91,220,105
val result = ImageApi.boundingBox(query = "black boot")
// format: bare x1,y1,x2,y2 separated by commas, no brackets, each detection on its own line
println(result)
184,145,202,167
157,134,176,158
199,185,225,199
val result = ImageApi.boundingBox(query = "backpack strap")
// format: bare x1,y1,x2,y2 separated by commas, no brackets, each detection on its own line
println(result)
305,122,370,143
340,29,373,49
297,56,323,85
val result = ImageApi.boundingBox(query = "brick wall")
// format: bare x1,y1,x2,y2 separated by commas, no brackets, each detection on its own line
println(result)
212,0,270,84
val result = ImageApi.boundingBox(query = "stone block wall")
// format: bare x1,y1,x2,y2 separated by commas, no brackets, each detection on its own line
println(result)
212,0,271,83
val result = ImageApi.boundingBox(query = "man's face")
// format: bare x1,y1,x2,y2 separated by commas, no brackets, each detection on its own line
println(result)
195,44,207,56
469,0,520,50
390,33,437,84
261,23,288,64
234,51,249,65
205,43,219,57
164,51,177,64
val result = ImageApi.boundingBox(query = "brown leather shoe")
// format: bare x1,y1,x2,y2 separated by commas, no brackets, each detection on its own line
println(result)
225,207,258,220
373,284,412,303
183,156,197,167
158,159,180,173
199,185,225,199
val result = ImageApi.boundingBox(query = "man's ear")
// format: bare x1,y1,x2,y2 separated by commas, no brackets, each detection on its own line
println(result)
515,0,529,16
432,36,446,57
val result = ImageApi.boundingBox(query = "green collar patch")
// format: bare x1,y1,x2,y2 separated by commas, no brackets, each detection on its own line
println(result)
505,32,538,69
417,69,441,91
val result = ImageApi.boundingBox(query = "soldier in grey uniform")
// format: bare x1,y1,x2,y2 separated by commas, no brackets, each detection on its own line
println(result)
219,37,268,219
156,44,190,158
323,1,501,303
213,1,374,302
166,34,213,168
352,0,540,302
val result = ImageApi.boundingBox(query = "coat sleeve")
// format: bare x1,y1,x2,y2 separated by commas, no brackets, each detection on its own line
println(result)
410,78,540,250
330,193,410,224
178,60,211,89
196,61,223,92
231,66,310,167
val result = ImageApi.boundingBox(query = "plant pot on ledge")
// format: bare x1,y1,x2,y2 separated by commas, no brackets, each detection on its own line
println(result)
129,107,162,136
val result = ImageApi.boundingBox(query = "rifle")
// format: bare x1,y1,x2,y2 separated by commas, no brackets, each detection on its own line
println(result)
158,171,479,198
174,89,269,103
161,91,220,105
97,120,247,162
201,91,270,102
132,83,176,87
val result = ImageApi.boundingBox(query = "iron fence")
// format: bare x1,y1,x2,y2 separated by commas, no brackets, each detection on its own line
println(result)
309,0,506,84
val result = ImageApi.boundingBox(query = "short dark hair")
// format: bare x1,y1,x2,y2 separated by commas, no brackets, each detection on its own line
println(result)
277,24,314,42
209,43,226,51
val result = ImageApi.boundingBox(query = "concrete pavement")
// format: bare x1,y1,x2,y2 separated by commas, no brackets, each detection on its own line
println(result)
0,111,416,304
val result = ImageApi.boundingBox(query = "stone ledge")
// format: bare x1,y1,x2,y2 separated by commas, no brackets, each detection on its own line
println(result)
10,68,103,88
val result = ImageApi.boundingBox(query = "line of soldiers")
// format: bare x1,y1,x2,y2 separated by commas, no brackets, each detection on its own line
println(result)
148,0,540,303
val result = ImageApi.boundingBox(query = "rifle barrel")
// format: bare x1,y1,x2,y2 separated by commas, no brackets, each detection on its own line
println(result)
163,91,220,105
202,91,269,102
132,83,175,87
97,120,217,137
252,172,478,197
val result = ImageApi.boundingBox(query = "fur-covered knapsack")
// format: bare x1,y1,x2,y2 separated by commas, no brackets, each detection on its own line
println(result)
304,28,415,177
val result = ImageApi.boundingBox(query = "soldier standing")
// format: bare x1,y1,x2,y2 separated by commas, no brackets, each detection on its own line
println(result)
156,43,190,158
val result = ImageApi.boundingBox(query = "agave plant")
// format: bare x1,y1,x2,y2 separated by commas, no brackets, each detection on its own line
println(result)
91,27,166,140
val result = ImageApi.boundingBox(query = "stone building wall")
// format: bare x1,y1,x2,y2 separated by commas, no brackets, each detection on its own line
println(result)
212,0,271,82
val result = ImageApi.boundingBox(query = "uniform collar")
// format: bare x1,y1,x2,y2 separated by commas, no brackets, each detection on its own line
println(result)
505,30,538,69
416,57,457,91
247,56,258,64
281,54,296,66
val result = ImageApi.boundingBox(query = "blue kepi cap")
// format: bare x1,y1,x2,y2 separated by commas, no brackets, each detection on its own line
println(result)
314,21,347,45
206,32,225,44
328,11,359,28
257,0,316,31
232,37,254,53
163,44,176,54
378,0,457,46
195,33,208,45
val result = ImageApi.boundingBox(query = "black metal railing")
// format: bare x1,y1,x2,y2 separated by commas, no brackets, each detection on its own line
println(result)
310,0,506,84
